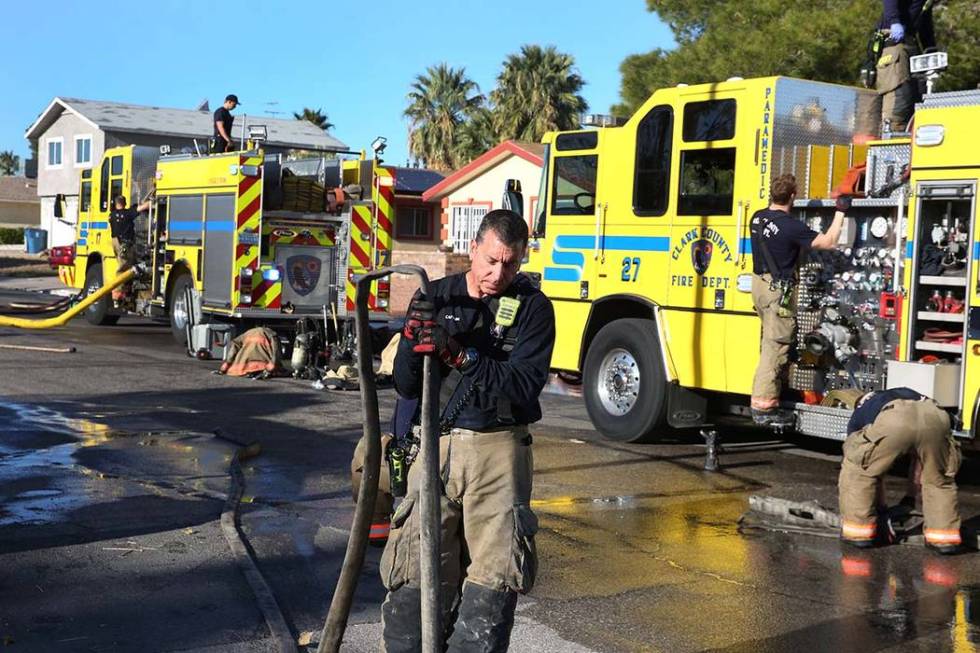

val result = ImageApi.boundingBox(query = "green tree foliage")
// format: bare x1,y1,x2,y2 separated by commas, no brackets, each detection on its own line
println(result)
616,0,980,116
404,64,485,171
0,151,20,176
491,45,588,142
458,106,498,164
293,108,334,131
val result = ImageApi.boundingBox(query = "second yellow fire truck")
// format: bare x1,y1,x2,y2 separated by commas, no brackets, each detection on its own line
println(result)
55,137,394,352
522,66,980,448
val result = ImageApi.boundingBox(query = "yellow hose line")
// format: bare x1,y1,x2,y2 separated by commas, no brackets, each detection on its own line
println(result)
0,269,136,329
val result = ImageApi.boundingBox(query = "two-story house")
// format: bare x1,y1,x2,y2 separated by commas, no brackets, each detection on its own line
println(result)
24,97,347,246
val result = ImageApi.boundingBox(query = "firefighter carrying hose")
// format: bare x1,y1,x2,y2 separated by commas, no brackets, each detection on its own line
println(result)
839,387,962,554
380,209,555,652
749,174,848,426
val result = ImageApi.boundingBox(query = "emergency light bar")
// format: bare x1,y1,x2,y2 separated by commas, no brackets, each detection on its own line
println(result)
911,51,948,75
582,114,626,128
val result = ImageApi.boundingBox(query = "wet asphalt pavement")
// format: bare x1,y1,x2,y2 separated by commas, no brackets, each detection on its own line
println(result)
1,288,979,652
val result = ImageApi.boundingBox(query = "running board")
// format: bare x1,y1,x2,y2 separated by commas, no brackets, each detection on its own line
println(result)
786,402,850,441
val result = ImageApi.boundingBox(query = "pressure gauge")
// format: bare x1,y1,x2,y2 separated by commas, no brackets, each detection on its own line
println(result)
824,307,841,322
870,216,889,239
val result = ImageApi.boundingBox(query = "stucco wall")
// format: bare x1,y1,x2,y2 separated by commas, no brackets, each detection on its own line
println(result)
389,250,470,315
0,201,40,227
36,113,105,197
440,156,542,248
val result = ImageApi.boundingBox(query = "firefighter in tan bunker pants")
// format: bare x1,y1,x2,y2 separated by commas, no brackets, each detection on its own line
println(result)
374,209,555,652
839,387,962,554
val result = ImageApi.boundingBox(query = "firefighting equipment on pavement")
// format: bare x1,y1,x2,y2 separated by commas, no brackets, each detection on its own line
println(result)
0,268,135,329
380,426,537,653
839,395,961,553
323,364,359,390
219,327,282,377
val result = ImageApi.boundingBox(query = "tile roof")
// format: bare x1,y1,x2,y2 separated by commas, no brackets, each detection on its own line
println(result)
0,176,39,203
25,97,348,152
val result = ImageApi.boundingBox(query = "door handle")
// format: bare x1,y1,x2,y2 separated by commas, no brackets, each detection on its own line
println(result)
735,200,747,267
594,202,607,262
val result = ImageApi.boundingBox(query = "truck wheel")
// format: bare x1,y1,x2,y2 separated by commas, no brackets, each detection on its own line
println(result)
83,263,119,326
169,273,194,345
583,318,666,443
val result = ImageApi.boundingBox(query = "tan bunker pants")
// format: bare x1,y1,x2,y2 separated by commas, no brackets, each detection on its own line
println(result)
380,426,537,651
751,273,796,409
839,399,961,546
350,433,394,539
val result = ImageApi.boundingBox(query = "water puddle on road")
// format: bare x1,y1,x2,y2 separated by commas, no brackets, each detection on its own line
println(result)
0,401,235,528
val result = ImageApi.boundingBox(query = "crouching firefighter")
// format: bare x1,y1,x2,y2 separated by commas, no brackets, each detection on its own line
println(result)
839,387,962,554
380,209,556,652
749,174,847,426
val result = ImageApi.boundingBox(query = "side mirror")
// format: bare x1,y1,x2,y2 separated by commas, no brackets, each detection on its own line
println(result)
54,193,65,218
502,179,524,219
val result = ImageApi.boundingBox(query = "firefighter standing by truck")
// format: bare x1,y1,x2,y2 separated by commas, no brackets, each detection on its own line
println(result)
108,195,149,305
380,210,555,652
749,174,848,425
874,0,937,131
839,387,962,554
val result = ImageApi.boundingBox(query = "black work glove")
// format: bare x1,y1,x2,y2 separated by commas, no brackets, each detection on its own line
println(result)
414,323,465,368
403,298,435,344
835,194,853,213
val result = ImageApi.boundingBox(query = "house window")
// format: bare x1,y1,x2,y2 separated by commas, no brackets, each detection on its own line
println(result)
74,136,92,166
450,204,490,252
396,205,433,240
46,138,63,169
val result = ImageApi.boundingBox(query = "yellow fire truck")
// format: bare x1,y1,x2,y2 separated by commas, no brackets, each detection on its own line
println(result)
56,140,393,348
523,71,980,447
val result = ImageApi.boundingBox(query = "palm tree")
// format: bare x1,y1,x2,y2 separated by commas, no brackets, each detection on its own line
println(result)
293,108,334,131
491,45,588,142
0,151,19,176
458,106,497,164
404,64,485,171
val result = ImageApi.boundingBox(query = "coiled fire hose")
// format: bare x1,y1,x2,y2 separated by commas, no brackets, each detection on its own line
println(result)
318,265,442,653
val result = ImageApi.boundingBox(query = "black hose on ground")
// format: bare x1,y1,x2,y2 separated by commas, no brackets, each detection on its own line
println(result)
318,265,439,653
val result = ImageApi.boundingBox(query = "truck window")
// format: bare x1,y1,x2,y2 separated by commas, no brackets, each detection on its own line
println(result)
110,179,123,204
111,155,123,176
168,195,204,245
80,181,92,212
633,105,672,216
683,99,736,142
551,155,598,216
555,131,598,151
99,158,110,211
678,148,736,215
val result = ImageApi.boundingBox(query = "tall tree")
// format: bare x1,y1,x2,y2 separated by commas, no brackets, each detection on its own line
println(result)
404,64,485,171
293,108,334,131
458,106,498,163
616,0,980,116
0,151,19,176
491,45,588,142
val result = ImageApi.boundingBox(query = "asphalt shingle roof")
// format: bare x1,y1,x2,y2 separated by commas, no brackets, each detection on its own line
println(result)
0,177,39,203
26,98,348,152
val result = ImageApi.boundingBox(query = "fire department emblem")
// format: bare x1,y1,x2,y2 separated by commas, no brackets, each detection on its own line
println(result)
690,239,713,275
286,255,321,296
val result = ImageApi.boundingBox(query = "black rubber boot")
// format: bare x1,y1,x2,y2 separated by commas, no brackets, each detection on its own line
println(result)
926,542,962,556
446,581,519,653
380,586,422,653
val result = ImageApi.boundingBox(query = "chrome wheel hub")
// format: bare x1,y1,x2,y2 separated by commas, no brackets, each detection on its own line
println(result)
597,348,640,416
172,293,188,330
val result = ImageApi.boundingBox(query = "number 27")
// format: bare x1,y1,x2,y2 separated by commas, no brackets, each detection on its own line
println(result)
621,256,641,282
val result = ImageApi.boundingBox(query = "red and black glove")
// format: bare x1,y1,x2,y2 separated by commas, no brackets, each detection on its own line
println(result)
403,298,435,343
835,194,853,213
414,324,467,368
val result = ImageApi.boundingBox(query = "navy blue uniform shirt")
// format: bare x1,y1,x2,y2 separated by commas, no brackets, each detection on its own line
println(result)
880,0,936,49
750,208,819,280
393,272,556,431
847,387,924,435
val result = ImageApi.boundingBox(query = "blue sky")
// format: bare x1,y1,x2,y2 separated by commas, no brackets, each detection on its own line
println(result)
0,0,672,166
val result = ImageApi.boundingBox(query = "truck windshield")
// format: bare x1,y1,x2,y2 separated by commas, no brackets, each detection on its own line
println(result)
533,144,550,237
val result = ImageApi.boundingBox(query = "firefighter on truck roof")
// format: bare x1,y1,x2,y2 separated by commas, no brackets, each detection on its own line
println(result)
380,209,555,652
748,174,848,426
839,387,962,554
874,0,938,132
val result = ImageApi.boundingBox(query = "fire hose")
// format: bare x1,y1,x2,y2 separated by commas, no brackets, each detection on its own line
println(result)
0,269,134,329
318,265,442,653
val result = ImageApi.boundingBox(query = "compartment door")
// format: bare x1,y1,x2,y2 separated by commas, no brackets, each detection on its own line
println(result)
202,194,236,307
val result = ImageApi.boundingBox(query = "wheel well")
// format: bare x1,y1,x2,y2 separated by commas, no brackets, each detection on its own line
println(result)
165,261,192,312
85,254,102,279
579,295,658,370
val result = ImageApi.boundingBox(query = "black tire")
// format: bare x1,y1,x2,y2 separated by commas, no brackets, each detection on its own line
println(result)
583,318,666,443
83,262,119,326
168,273,194,346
